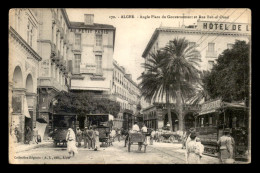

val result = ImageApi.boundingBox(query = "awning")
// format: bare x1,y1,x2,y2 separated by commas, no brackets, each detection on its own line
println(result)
199,109,217,115
24,97,31,118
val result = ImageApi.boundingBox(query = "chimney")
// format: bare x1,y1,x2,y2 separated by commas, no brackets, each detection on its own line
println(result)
84,14,94,25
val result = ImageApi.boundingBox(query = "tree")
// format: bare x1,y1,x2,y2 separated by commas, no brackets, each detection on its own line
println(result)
53,91,121,118
187,70,211,106
203,40,250,106
138,50,175,131
162,38,201,131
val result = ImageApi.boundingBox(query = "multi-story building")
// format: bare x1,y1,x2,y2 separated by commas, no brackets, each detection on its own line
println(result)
112,60,141,129
69,14,116,95
9,9,42,143
35,8,72,139
141,20,251,131
67,14,141,129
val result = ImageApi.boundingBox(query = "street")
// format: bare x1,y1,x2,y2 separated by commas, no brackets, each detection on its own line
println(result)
12,139,220,164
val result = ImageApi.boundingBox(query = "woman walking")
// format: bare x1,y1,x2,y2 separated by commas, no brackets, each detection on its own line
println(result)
66,128,78,157
185,132,200,164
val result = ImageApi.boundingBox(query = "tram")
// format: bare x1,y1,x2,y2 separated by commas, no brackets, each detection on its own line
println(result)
51,112,77,147
83,114,114,143
195,99,249,161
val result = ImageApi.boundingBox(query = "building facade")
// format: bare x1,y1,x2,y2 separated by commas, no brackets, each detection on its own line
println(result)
141,20,251,131
67,14,141,130
9,9,42,143
112,60,141,129
36,9,72,139
69,14,116,94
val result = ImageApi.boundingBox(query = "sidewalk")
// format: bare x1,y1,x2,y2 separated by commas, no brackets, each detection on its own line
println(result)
12,140,53,153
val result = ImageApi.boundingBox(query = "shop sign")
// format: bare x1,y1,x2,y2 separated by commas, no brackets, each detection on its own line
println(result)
80,64,96,74
198,21,250,33
70,29,109,34
199,99,222,115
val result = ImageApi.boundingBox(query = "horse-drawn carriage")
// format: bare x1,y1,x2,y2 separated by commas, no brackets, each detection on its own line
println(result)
127,132,147,152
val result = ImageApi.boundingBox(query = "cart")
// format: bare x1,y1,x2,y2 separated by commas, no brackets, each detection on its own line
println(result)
96,126,110,147
127,132,147,152
160,131,181,143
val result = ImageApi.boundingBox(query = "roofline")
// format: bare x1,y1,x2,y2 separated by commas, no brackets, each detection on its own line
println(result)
142,23,251,58
113,60,139,89
61,8,71,28
142,28,159,58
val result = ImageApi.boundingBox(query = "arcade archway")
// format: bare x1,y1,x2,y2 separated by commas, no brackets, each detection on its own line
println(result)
25,74,33,93
13,66,23,88
164,112,179,131
184,112,195,131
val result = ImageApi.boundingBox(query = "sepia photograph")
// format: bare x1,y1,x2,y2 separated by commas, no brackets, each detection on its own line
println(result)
8,8,251,164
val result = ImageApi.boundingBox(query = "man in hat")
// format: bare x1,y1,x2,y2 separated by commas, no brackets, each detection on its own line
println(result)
132,122,140,132
217,128,235,163
76,127,82,147
83,127,89,149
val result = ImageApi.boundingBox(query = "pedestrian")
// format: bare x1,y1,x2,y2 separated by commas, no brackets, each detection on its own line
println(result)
14,127,20,143
93,126,100,151
87,126,95,149
195,138,204,163
185,132,200,164
132,122,140,132
66,128,78,157
117,128,121,142
111,128,116,142
217,128,235,164
150,129,156,145
76,127,82,147
83,127,89,148
32,127,38,144
185,128,196,148
25,126,32,144
182,130,187,149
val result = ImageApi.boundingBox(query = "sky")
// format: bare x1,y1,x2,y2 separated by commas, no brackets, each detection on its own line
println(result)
65,8,251,84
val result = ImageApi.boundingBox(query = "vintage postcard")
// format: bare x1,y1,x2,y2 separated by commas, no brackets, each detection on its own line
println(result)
8,8,251,164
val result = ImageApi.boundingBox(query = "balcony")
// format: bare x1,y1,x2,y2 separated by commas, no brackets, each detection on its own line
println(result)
38,77,68,92
206,50,218,58
51,43,57,57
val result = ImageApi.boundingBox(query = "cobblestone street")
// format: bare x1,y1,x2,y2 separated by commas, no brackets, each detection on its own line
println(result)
12,139,221,164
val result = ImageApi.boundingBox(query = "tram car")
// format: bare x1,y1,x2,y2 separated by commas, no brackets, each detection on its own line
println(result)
52,112,77,147
195,99,249,161
83,114,114,143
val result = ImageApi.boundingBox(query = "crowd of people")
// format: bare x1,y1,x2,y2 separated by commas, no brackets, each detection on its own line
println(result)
17,123,236,163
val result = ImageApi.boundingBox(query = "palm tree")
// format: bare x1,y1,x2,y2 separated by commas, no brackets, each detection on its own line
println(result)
162,37,201,131
187,70,211,106
138,50,176,131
